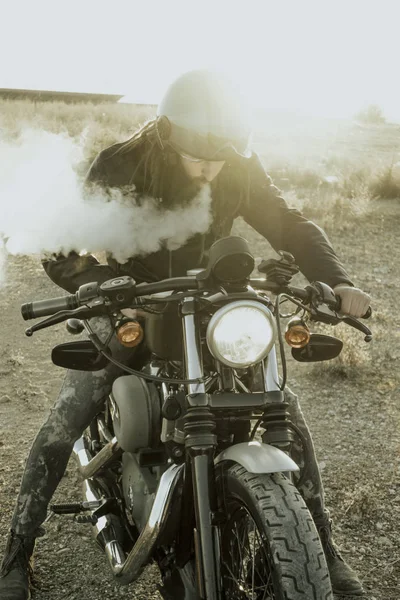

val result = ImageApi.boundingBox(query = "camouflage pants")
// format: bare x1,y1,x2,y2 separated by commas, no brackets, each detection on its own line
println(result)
11,318,329,538
11,317,133,537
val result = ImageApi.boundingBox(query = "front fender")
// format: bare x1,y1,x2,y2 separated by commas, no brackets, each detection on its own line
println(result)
214,441,299,474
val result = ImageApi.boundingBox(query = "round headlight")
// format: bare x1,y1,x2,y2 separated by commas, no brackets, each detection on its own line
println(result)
206,301,277,368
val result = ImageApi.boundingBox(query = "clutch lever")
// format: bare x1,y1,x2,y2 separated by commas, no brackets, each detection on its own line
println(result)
25,300,106,336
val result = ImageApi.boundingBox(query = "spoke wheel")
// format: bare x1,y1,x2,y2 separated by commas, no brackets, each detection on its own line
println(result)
218,465,333,600
221,501,277,599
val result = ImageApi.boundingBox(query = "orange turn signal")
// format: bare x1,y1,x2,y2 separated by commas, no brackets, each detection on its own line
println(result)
116,321,144,348
284,318,310,348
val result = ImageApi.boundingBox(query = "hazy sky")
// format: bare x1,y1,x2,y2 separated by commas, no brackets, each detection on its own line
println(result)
2,0,399,121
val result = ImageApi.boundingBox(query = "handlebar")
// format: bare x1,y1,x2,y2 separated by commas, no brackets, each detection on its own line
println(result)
20,275,371,341
135,277,198,296
249,279,371,320
20,276,200,322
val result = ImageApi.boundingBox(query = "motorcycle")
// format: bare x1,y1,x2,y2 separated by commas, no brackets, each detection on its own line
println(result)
21,236,372,599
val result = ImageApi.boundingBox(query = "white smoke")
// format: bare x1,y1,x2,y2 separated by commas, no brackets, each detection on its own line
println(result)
0,130,214,281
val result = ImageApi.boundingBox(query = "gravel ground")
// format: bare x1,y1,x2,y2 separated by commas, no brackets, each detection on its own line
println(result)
0,200,399,599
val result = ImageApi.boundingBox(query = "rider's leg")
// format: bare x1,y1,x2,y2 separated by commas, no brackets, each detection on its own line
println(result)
0,317,134,599
285,387,364,596
284,386,329,522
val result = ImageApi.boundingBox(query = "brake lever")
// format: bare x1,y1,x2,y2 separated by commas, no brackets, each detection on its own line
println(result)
308,303,373,342
340,316,372,342
25,300,106,336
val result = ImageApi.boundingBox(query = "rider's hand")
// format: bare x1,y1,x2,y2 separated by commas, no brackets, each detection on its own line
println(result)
333,284,371,318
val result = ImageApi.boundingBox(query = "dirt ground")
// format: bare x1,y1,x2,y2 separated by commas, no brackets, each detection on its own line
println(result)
0,200,399,599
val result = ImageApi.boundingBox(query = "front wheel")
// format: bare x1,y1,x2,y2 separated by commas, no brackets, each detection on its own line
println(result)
218,464,333,600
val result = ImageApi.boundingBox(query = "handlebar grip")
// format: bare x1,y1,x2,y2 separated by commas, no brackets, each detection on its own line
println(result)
333,296,372,320
21,295,79,320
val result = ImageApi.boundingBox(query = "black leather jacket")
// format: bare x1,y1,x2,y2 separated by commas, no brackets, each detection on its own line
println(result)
42,141,353,293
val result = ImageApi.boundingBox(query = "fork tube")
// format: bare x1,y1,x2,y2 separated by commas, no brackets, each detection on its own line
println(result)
185,415,221,600
191,451,220,600
181,297,221,599
264,346,280,391
181,297,206,396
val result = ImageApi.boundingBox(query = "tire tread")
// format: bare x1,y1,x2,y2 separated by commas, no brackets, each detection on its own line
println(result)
221,464,333,600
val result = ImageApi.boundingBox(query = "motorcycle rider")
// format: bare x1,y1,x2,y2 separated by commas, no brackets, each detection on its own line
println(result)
0,69,370,599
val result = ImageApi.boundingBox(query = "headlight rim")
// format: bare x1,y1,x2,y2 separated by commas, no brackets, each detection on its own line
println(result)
206,300,277,368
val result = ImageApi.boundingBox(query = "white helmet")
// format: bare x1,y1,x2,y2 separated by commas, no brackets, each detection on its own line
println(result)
157,70,252,160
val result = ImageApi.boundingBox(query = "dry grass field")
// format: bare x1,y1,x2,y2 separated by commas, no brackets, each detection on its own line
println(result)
0,99,399,599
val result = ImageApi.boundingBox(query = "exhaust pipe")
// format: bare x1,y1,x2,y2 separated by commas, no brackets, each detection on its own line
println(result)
73,436,121,479
73,436,183,585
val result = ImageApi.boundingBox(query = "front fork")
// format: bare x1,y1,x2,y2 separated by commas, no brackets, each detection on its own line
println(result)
180,299,295,599
186,413,221,600
181,298,222,600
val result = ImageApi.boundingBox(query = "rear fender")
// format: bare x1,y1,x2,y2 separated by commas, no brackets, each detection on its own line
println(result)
214,441,299,474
